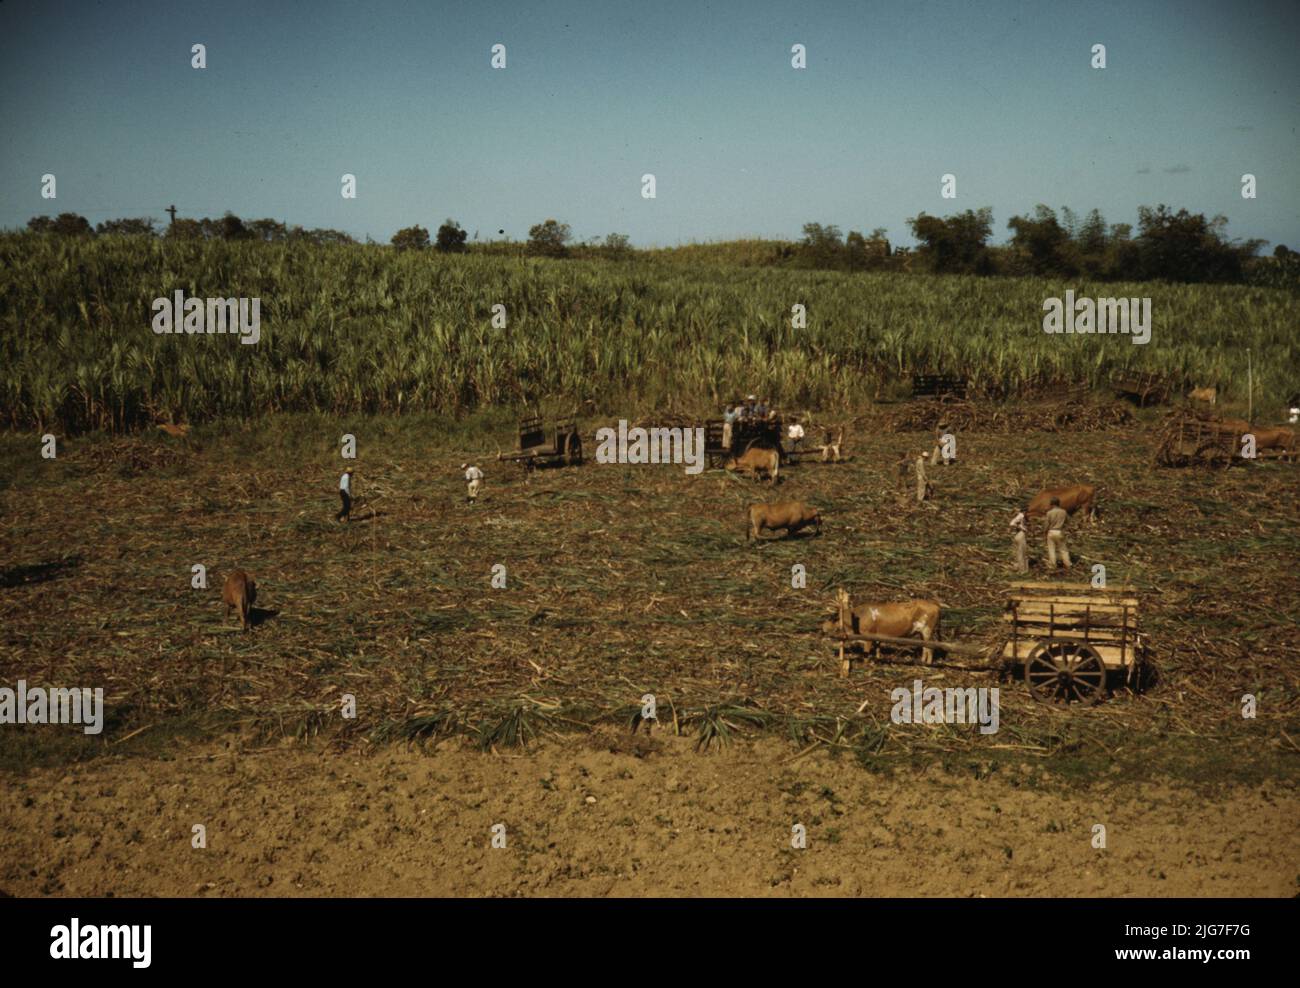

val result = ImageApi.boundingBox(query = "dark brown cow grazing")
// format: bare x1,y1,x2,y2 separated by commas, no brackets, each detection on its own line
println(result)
748,501,820,540
822,590,942,665
1027,484,1097,524
222,570,256,631
724,445,780,484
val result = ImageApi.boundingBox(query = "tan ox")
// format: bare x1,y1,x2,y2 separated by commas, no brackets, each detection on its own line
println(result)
748,501,821,540
222,570,257,631
1027,483,1097,524
1250,426,1296,461
822,591,942,665
725,445,780,484
1187,386,1217,405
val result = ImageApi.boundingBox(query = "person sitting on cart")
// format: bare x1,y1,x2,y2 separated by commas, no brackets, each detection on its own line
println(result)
722,404,737,450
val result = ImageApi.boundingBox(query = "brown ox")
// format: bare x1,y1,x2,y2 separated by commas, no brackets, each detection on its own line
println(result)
822,593,942,665
1212,417,1250,435
1187,386,1217,405
222,570,257,631
1250,426,1296,461
1027,483,1097,524
748,501,820,540
725,445,780,484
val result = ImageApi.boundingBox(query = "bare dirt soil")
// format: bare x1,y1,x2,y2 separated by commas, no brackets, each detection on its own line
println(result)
2,733,1296,897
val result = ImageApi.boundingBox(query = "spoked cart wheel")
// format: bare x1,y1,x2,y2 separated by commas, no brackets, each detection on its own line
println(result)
565,432,583,465
1025,642,1107,704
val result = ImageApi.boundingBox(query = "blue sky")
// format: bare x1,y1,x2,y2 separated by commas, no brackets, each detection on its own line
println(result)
1,0,1296,248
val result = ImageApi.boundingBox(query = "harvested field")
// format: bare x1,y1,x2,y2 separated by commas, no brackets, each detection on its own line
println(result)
1,403,1298,895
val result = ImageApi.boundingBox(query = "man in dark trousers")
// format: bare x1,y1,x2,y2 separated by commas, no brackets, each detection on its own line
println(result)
336,467,354,522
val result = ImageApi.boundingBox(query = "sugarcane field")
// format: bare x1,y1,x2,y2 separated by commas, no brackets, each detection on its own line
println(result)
2,5,1299,957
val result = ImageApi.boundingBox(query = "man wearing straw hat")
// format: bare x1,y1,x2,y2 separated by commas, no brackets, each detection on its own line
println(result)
462,463,484,504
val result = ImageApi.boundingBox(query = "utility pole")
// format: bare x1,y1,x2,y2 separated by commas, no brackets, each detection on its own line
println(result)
165,204,178,229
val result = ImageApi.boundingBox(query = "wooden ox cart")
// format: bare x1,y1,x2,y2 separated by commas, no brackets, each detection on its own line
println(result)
1002,582,1150,703
497,415,583,471
703,415,786,468
1111,371,1169,407
825,582,1152,704
1154,411,1239,468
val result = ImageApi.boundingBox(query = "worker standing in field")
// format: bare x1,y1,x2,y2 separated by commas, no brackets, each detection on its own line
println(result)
722,404,737,451
1044,496,1071,570
462,463,484,503
930,421,955,466
787,419,805,453
336,467,354,522
914,452,931,503
1010,506,1029,573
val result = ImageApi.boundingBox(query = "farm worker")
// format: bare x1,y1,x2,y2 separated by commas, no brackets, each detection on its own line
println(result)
914,453,931,503
787,421,805,452
722,404,737,450
1044,497,1071,570
336,467,354,522
930,422,954,466
1010,507,1029,573
462,463,484,503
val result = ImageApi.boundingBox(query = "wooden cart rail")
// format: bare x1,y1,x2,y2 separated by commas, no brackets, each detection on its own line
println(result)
1004,581,1150,702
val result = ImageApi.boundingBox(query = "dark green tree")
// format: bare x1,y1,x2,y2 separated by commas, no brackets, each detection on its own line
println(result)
391,225,431,251
95,217,156,236
528,219,571,257
908,208,994,274
435,219,468,252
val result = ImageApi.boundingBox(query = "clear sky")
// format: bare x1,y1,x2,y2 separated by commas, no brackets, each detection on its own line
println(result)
1,0,1296,248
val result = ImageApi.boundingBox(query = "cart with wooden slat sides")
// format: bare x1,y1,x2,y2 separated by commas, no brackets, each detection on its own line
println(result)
1111,371,1169,407
1002,581,1151,703
911,374,967,400
1154,410,1239,468
496,415,583,471
704,415,786,467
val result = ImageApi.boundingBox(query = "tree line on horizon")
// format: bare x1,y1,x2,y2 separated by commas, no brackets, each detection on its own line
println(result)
17,204,1297,287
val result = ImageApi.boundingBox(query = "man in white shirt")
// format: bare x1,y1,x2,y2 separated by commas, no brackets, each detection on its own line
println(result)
462,463,484,503
787,421,805,453
336,467,354,522
1009,506,1029,572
